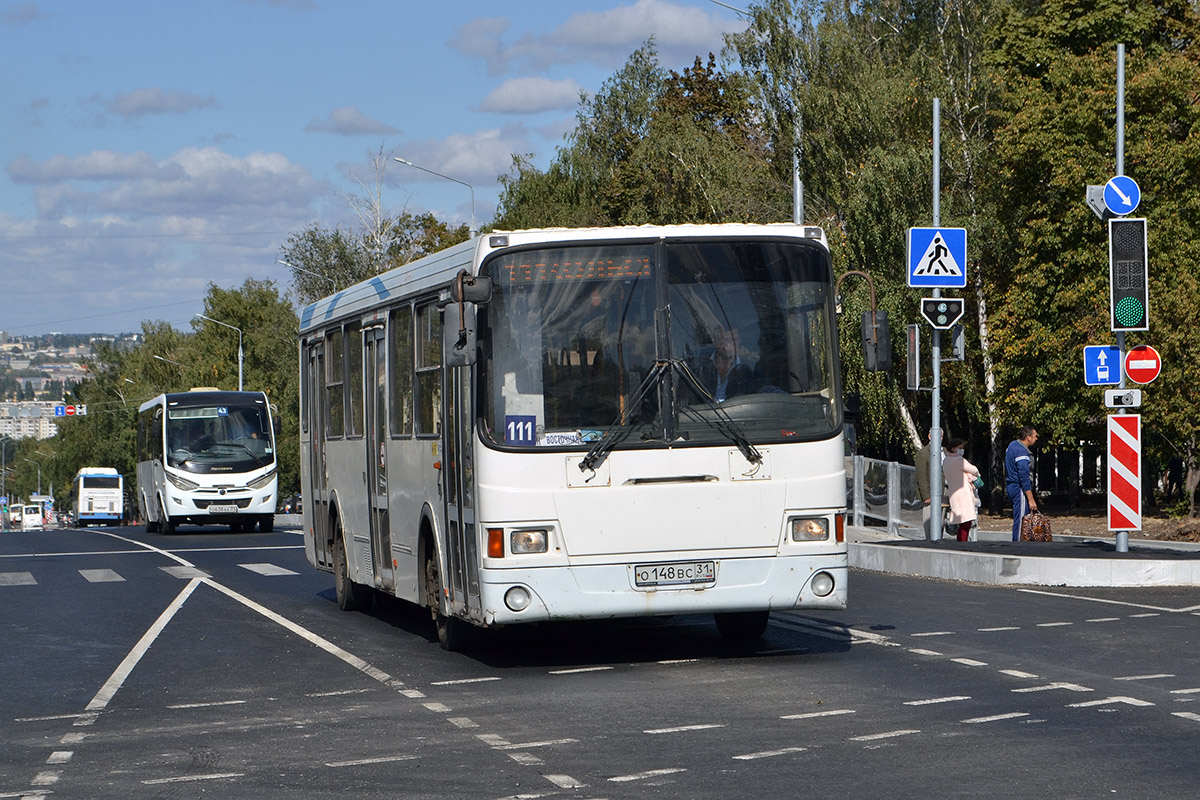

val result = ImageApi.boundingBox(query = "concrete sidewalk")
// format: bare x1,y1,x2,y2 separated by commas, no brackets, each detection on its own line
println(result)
847,525,1200,587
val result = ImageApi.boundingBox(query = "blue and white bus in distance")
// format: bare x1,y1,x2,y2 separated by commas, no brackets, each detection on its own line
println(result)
72,467,123,526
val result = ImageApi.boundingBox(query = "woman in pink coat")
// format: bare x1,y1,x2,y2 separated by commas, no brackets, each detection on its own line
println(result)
943,439,981,542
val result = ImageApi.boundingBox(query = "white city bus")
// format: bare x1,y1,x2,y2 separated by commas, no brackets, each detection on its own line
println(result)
137,390,279,533
299,224,851,649
72,466,123,526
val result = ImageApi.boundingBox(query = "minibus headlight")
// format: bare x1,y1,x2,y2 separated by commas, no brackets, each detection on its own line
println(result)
510,529,548,554
790,517,829,542
166,473,199,491
811,571,835,597
247,469,277,490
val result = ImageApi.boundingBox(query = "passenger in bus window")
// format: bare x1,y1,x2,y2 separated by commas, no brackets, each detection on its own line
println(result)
698,326,759,402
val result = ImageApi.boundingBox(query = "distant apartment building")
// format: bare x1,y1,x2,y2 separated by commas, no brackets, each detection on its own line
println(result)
0,402,59,440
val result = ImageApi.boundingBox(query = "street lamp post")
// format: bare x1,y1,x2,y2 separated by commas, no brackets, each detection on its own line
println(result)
194,314,243,391
277,260,337,292
393,157,476,237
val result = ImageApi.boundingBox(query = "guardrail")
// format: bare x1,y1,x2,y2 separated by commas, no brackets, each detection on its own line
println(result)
847,455,923,537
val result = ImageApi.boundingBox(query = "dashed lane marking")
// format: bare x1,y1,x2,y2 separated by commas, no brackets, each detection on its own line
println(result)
549,666,613,674
952,658,988,667
962,713,1030,724
609,768,686,783
326,755,417,768
496,739,579,751
431,677,501,686
1173,712,1200,723
734,746,808,760
1013,683,1092,694
911,631,955,637
1115,674,1175,681
545,774,585,788
781,709,855,720
167,700,248,709
908,648,943,656
142,773,244,785
1170,688,1200,695
978,626,1020,632
422,702,451,713
238,563,298,576
160,566,211,579
45,752,72,765
1036,622,1073,627
448,717,478,728
79,569,124,583
1000,670,1039,679
1086,617,1121,623
0,572,36,586
1068,696,1155,708
644,723,725,734
904,696,971,706
1018,589,1184,613
507,752,544,766
850,729,919,741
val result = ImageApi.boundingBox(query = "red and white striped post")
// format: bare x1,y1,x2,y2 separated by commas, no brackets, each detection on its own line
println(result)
1107,414,1141,531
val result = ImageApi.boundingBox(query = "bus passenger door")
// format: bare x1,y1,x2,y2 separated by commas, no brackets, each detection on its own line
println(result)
364,325,393,592
306,342,332,569
444,366,480,620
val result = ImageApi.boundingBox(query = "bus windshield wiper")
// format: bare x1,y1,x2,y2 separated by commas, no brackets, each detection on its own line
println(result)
579,360,670,473
673,360,763,467
579,359,762,473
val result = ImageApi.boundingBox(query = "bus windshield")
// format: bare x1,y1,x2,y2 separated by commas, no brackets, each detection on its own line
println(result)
165,403,275,472
479,239,841,450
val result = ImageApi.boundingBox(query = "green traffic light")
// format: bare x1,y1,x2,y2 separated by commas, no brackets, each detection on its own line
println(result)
1114,296,1144,327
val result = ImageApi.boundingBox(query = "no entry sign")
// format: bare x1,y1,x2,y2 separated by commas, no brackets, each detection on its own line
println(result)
1123,345,1161,384
1108,414,1141,531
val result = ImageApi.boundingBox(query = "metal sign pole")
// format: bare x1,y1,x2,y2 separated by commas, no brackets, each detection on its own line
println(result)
929,98,944,541
1114,44,1130,554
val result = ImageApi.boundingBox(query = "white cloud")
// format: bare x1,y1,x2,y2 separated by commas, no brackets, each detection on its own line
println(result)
305,106,400,136
478,77,583,114
3,2,47,26
9,150,173,183
105,88,218,119
451,0,744,75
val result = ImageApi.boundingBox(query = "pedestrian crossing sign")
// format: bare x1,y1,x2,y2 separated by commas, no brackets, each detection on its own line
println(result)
907,227,967,288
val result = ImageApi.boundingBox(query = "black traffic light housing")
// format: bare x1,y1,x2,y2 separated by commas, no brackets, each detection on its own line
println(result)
860,310,891,372
920,297,964,330
1109,217,1148,332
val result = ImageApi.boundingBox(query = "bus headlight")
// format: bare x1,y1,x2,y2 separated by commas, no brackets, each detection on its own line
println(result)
166,473,199,491
810,571,835,597
247,469,277,490
505,586,532,612
511,529,548,554
790,517,829,542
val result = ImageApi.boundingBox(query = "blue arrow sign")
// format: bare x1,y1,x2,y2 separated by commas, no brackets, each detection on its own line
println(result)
1084,345,1122,386
907,227,967,288
1104,175,1141,216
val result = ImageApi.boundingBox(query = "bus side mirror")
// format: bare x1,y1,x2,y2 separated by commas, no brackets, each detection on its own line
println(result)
444,302,478,367
861,310,891,372
450,273,493,304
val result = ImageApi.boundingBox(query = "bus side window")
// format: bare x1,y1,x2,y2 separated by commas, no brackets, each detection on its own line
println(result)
326,327,344,437
346,322,364,438
390,305,414,437
416,302,441,436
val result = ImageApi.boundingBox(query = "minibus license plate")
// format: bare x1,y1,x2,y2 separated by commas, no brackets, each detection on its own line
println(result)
209,505,238,514
634,561,715,587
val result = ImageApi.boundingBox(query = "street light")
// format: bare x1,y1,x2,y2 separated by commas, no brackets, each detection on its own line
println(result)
393,157,476,237
277,260,337,291
194,314,243,391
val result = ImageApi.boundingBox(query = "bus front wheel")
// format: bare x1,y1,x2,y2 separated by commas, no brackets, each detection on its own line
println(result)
423,551,470,652
334,528,366,611
159,499,176,535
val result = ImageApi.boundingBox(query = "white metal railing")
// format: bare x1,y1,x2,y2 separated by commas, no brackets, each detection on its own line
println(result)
847,455,923,536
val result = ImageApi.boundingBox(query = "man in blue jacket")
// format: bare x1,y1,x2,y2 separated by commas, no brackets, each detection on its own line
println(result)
1005,427,1039,541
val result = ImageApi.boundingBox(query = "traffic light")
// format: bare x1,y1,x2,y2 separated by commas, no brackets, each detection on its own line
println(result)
1109,217,1148,332
920,297,964,330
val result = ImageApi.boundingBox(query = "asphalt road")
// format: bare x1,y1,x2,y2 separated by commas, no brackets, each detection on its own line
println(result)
2,523,1198,798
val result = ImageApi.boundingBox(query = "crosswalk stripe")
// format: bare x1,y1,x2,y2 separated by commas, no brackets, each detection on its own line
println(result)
0,572,36,586
239,563,299,576
79,569,125,583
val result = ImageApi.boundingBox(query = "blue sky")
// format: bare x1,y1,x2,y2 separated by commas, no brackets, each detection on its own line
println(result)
0,0,746,336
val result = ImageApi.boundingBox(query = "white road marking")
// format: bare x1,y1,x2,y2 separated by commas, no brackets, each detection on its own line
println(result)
507,753,544,765
1018,588,1183,613
497,739,579,750
45,752,73,765
79,569,124,583
1170,688,1200,695
0,572,36,586
447,717,478,729
167,700,248,709
734,746,807,760
326,755,417,767
160,566,211,579
952,658,988,667
60,733,87,744
1013,683,1092,694
781,709,856,720
15,712,91,723
904,696,971,706
1115,674,1175,681
142,773,244,784
1173,712,1200,723
644,723,725,734
84,578,200,715
962,713,1030,724
399,689,426,699
850,729,919,741
238,563,298,576
912,631,954,637
908,648,943,656
1000,670,1040,679
772,616,899,646
1130,613,1160,618
609,768,686,782
549,666,613,674
477,734,511,746
30,771,60,786
1036,622,1073,627
1085,617,1121,623
306,688,375,697
431,677,501,686
979,626,1020,632
545,774,585,788
1068,696,1154,708
422,702,451,713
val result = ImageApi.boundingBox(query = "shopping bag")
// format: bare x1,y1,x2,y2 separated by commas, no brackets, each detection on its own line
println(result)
1019,511,1052,542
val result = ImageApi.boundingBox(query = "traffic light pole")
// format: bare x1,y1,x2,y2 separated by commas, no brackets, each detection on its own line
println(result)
1114,44,1129,554
929,98,944,541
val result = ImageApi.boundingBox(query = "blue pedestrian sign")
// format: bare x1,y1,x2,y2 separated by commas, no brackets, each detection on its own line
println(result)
1084,345,1122,386
1104,175,1141,216
907,227,967,288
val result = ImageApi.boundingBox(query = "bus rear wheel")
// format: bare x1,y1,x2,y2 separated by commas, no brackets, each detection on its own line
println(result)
424,550,470,651
714,610,769,641
334,527,366,611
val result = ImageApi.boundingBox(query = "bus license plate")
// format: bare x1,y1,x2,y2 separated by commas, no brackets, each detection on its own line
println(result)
634,561,715,587
208,505,239,514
